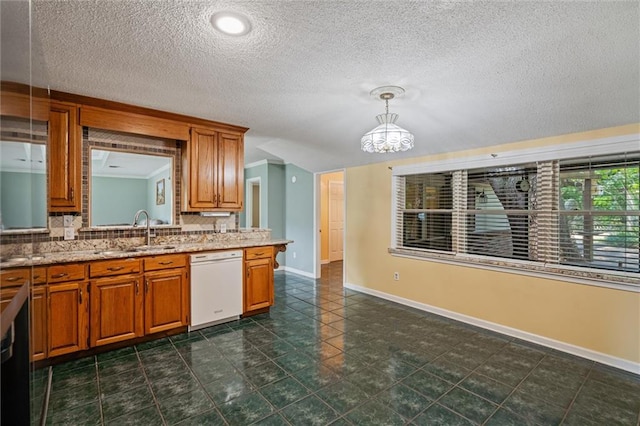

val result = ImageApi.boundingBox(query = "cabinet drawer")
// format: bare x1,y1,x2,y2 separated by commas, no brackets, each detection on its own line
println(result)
144,254,187,271
244,246,273,260
0,269,29,288
32,267,47,285
90,258,141,278
48,263,86,283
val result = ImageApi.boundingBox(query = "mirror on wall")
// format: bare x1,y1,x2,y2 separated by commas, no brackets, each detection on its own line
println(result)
90,148,173,227
0,118,48,232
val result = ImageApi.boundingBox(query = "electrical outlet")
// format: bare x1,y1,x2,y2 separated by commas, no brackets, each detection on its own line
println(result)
220,223,227,233
393,272,400,281
63,227,75,240
63,215,73,227
293,252,297,259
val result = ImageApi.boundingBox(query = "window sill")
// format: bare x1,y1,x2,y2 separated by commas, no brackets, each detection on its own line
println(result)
388,247,640,293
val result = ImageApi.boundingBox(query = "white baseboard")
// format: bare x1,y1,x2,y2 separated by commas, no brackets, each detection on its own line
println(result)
344,282,640,375
281,266,316,279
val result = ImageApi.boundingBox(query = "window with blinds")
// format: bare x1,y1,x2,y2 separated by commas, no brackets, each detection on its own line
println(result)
393,150,639,276
558,154,639,273
465,164,537,260
395,173,453,252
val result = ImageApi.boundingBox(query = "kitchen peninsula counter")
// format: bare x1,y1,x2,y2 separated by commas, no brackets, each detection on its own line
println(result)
1,237,291,268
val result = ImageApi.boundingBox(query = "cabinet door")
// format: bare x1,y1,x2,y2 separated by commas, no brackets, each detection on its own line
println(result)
217,132,244,210
48,282,88,357
48,101,81,212
244,258,274,313
31,286,47,361
144,269,188,335
90,275,143,347
186,127,217,210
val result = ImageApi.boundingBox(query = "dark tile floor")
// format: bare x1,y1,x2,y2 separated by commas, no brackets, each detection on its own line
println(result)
38,262,640,425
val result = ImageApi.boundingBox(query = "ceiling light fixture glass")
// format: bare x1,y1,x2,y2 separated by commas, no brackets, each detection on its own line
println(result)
361,86,414,153
210,11,251,36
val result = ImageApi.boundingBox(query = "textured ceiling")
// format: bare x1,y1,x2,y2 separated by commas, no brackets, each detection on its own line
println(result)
5,1,640,172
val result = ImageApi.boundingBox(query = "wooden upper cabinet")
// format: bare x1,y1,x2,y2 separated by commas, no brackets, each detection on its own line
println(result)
182,127,244,212
48,101,81,212
184,127,217,209
218,132,244,209
182,127,244,211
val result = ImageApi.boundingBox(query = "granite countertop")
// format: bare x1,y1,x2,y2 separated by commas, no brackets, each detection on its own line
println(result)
0,239,292,268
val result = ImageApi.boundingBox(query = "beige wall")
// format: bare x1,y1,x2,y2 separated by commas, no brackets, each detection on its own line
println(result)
320,171,344,262
345,124,640,365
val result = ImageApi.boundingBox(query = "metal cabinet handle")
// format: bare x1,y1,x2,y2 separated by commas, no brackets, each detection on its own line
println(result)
79,289,83,304
135,281,139,295
70,186,74,201
159,261,173,265
145,280,149,293
5,277,20,282
107,266,124,271
51,273,68,279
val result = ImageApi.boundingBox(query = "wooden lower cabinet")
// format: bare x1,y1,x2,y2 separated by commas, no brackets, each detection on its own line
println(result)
244,257,274,313
48,282,88,357
144,268,188,334
90,275,144,347
0,288,19,315
30,286,47,361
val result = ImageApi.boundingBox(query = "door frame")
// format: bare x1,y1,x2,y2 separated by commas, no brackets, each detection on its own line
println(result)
245,177,261,228
314,170,346,279
328,180,344,262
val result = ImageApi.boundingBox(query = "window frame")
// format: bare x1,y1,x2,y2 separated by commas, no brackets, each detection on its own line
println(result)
390,133,640,292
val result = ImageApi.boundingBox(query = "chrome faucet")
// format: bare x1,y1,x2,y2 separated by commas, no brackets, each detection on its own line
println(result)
132,209,153,246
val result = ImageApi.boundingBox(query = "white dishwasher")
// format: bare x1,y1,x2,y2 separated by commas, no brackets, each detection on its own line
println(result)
189,250,243,330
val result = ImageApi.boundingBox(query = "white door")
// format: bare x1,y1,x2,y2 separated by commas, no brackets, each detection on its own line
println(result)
329,181,344,262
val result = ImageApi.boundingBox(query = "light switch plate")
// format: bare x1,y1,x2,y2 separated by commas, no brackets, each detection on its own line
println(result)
63,227,74,240
220,223,227,233
63,215,73,227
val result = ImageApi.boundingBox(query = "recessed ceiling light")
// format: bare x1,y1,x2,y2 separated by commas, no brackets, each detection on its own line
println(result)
210,11,251,36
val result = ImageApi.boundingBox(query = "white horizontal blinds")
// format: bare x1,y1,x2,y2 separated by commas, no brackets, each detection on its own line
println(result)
534,161,559,263
393,175,406,248
559,153,640,273
400,172,453,252
452,170,467,254
465,163,537,260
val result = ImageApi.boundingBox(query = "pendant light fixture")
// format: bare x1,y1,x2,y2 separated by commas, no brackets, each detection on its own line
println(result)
361,86,414,153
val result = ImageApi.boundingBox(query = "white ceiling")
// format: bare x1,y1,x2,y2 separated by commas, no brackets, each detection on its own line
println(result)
4,1,640,173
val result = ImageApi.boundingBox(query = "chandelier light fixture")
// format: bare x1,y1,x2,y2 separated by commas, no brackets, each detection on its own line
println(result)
360,86,414,153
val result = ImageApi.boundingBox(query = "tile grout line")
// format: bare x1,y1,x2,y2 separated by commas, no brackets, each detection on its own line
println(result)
93,356,105,426
557,362,598,426
37,366,53,426
134,345,168,426
173,329,245,425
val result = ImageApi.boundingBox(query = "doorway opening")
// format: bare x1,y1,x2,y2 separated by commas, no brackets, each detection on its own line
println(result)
319,171,344,265
246,177,261,228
